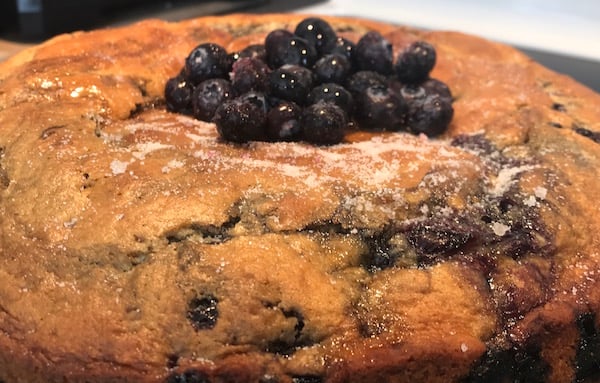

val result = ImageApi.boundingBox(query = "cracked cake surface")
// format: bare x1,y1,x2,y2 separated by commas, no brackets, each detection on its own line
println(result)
1,13,600,383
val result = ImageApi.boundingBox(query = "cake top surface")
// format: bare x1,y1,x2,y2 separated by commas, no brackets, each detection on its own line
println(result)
1,13,600,383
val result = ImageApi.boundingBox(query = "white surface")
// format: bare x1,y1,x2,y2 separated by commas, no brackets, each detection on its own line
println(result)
295,0,600,62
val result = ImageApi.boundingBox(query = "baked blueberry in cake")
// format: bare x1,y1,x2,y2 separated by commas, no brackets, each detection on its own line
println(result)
1,13,600,383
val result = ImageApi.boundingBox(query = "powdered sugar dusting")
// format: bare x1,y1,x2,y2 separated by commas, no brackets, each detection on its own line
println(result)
162,159,185,173
104,112,479,195
534,186,547,200
110,159,129,175
132,142,173,160
524,195,537,207
488,165,535,196
491,222,510,236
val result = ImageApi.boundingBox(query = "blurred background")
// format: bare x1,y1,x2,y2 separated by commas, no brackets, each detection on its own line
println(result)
0,0,598,91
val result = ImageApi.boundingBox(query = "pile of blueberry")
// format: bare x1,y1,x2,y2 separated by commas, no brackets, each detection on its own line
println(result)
164,17,454,145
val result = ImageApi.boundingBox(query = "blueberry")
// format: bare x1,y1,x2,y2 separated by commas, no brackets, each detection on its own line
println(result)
398,79,451,105
230,57,271,94
165,75,193,114
214,91,268,143
364,233,400,271
354,85,406,131
422,78,452,101
307,83,353,113
229,44,266,63
165,369,210,383
294,17,337,54
573,125,600,144
186,294,219,331
265,29,294,57
266,100,303,141
354,31,393,75
269,64,314,105
406,222,471,256
399,79,453,137
291,376,323,383
184,43,231,84
575,313,600,382
192,78,233,122
240,91,269,114
406,93,453,137
395,41,437,84
345,70,387,96
301,102,347,145
398,83,427,103
329,36,355,62
313,53,352,84
265,29,317,69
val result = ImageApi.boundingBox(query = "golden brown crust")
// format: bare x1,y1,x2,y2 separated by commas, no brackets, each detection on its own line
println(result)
1,13,600,383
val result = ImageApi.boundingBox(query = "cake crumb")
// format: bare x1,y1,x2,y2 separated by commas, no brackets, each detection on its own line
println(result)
460,343,469,352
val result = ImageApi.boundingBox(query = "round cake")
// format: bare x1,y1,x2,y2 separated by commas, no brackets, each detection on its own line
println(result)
1,13,600,383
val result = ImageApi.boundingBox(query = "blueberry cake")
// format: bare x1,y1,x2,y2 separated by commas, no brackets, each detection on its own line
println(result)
1,13,600,383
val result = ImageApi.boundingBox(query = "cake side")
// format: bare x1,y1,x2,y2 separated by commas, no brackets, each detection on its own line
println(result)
1,14,600,383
